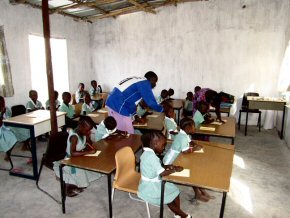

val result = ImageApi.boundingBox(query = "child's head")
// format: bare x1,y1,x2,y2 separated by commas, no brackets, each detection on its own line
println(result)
84,93,91,105
29,90,38,101
141,131,166,154
78,116,94,136
54,91,59,100
197,101,209,115
164,105,175,119
194,86,201,93
180,117,195,134
104,116,117,131
144,71,158,88
0,96,5,109
186,91,193,100
62,92,71,104
78,83,85,91
168,88,174,97
160,89,169,99
91,80,97,88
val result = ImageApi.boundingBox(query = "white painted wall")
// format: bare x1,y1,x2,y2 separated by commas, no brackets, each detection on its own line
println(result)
90,0,290,125
0,0,92,108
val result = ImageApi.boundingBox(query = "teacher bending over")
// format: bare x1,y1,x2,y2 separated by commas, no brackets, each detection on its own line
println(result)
106,71,163,133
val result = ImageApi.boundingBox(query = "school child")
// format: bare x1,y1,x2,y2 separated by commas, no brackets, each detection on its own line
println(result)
163,117,212,202
81,93,96,115
194,86,201,94
0,96,17,161
53,117,101,197
183,91,194,117
89,80,102,96
156,89,169,104
45,90,61,110
164,105,178,140
193,101,214,127
59,92,78,129
168,88,175,100
94,116,118,141
137,131,191,218
75,83,85,103
136,99,149,117
26,90,44,112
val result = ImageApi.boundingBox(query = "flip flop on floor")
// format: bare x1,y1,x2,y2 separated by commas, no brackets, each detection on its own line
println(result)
11,167,24,173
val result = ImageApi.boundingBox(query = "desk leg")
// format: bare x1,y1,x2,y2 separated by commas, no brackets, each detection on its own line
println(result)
280,105,286,139
30,128,38,180
160,181,165,218
59,164,66,214
177,109,181,125
219,192,227,218
107,174,113,218
245,111,249,136
231,138,234,145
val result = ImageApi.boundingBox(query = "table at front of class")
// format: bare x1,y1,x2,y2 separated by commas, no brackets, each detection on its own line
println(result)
194,116,236,144
59,134,142,218
74,109,108,124
3,110,66,180
160,141,235,218
168,99,183,124
246,96,287,139
133,112,165,132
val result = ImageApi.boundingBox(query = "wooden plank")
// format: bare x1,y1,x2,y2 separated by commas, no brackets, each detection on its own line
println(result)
127,0,156,14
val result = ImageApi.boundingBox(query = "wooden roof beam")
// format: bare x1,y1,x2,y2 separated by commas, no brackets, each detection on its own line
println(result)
127,0,156,14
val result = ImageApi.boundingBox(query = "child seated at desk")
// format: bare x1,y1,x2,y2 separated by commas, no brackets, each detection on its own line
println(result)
0,96,17,162
163,117,213,203
59,92,78,130
183,91,193,117
26,90,44,112
81,93,97,115
53,116,101,197
156,89,169,104
168,88,174,100
193,101,214,127
89,80,102,95
45,90,61,110
75,83,86,103
93,116,118,141
137,131,191,218
164,105,178,140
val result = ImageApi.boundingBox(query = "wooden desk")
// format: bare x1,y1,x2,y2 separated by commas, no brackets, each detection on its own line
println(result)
247,97,287,139
91,93,107,101
59,134,142,217
160,141,234,218
133,112,165,131
168,99,183,124
194,117,236,144
209,107,231,117
3,110,66,180
74,110,108,124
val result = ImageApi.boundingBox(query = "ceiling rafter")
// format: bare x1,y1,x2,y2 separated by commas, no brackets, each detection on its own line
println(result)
127,0,156,14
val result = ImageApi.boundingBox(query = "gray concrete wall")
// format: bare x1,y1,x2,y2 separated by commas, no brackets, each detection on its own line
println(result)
0,0,92,108
90,0,290,102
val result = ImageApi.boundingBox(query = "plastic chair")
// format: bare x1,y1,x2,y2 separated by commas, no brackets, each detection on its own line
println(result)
238,92,261,136
11,104,26,117
36,131,69,203
112,146,151,218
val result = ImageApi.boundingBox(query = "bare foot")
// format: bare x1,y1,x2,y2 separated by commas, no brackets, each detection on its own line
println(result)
200,189,216,200
196,194,210,202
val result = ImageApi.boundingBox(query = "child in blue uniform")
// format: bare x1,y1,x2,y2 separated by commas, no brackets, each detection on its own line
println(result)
81,93,97,115
53,117,101,197
156,89,169,104
183,92,193,117
138,131,192,218
26,90,44,112
59,92,78,130
164,105,178,140
0,96,17,161
94,116,117,141
163,117,212,202
75,83,85,103
45,90,61,110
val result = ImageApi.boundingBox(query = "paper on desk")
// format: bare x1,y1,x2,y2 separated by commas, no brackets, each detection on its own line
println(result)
98,109,107,113
88,114,100,118
133,123,148,127
194,148,204,153
147,114,158,118
211,121,222,125
85,150,101,157
171,169,190,177
199,126,215,131
26,114,37,118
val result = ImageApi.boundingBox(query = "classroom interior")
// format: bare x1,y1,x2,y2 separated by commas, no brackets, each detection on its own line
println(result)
1,0,290,217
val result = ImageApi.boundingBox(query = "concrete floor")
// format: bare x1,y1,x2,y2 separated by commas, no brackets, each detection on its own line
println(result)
1,126,290,218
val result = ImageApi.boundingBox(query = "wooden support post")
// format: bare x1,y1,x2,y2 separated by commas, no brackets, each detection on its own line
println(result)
42,0,58,136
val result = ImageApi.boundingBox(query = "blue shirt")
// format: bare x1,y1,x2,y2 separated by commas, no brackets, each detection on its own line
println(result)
106,77,163,116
